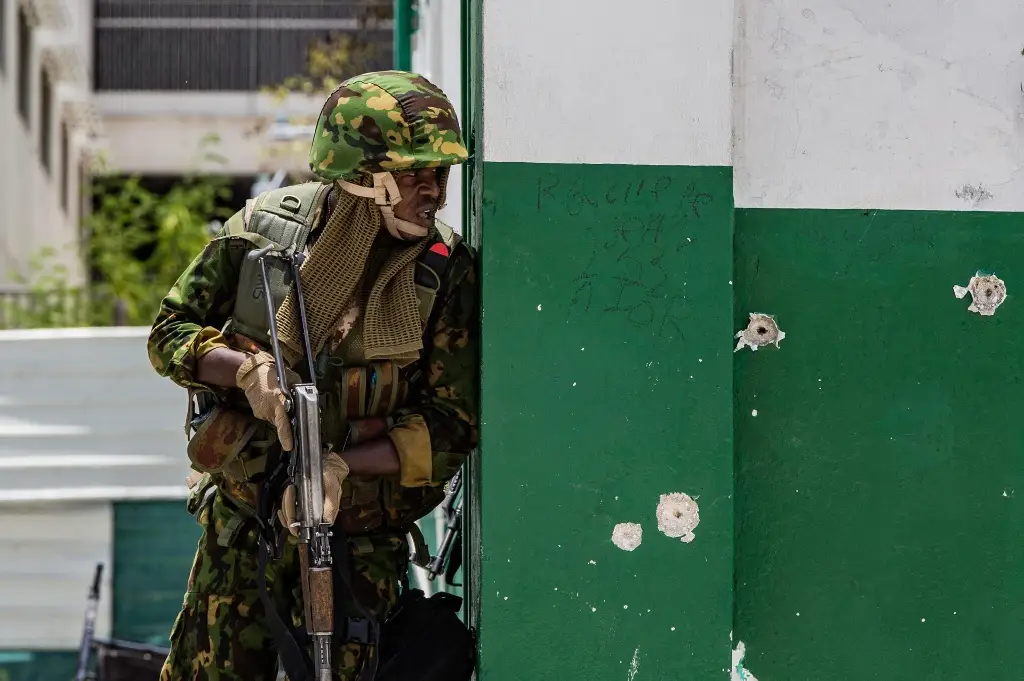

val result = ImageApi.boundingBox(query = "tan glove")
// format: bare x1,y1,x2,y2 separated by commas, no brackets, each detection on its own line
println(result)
277,453,350,536
235,351,299,451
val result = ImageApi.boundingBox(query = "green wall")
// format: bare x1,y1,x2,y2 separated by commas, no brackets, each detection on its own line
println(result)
0,652,78,681
477,162,735,679
734,209,1024,679
113,501,200,646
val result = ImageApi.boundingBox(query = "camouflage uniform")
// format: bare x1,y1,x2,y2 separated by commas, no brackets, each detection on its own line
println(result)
147,71,477,681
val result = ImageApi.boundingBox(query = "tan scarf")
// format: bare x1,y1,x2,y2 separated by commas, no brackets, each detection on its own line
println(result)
274,178,429,369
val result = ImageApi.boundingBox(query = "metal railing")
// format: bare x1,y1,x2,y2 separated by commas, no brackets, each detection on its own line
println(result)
0,285,126,330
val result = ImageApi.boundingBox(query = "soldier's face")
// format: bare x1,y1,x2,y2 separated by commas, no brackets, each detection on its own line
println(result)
392,168,442,228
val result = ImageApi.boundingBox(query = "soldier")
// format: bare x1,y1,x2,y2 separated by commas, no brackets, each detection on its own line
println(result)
147,70,478,680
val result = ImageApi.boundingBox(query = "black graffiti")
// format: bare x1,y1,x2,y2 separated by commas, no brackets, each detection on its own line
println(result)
535,172,714,219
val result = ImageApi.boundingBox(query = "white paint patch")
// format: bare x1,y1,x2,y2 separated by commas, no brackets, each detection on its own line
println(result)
734,0,1024,211
612,522,643,551
732,641,760,681
627,647,640,681
954,272,1006,316
735,313,786,352
483,0,734,165
656,492,700,543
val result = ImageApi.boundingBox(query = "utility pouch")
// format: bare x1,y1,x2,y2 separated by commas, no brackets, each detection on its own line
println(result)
186,405,259,475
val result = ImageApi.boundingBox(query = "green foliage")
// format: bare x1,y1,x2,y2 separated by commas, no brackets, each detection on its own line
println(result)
266,2,390,101
84,134,233,326
261,1,390,169
4,8,390,330
6,135,232,329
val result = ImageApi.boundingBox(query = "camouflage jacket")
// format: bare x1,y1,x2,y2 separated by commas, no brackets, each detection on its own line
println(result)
147,204,479,535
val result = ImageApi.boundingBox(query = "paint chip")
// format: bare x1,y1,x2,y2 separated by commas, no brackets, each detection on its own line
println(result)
735,313,786,352
537,304,543,311
656,492,700,543
751,409,758,417
627,648,640,681
732,642,759,681
954,272,1006,316
612,522,643,551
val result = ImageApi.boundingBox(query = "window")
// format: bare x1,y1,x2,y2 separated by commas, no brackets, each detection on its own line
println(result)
40,67,53,174
60,120,69,211
16,4,30,125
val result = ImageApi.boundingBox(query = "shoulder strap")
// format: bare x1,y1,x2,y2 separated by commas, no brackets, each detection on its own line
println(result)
229,182,332,344
246,182,332,247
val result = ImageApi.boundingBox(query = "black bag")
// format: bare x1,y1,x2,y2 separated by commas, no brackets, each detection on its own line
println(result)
375,589,475,681
92,638,168,681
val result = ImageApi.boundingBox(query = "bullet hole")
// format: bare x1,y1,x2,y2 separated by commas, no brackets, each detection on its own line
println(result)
954,272,1007,316
656,492,700,543
612,522,643,552
735,313,786,352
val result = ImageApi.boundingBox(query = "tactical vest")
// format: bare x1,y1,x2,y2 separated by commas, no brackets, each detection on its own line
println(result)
186,181,459,547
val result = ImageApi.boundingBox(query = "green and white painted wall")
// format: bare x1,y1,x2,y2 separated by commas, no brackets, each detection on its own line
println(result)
471,0,1024,679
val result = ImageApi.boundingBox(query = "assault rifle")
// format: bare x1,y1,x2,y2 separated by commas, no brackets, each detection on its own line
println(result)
426,467,464,584
249,244,333,681
74,563,103,681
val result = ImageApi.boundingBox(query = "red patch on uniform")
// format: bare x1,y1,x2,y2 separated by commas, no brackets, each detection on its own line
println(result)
430,243,451,257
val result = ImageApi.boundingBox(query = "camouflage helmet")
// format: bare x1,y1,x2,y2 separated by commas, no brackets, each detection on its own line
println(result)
308,70,468,181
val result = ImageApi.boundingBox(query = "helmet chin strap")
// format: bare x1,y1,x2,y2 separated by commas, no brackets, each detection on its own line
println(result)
337,172,429,241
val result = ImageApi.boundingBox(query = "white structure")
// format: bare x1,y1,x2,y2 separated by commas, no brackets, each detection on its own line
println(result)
0,0,94,286
0,327,189,649
733,0,1024,212
0,0,376,287
412,0,464,233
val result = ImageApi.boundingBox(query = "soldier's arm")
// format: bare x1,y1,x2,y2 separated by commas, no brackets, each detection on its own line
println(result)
147,228,251,392
382,242,480,487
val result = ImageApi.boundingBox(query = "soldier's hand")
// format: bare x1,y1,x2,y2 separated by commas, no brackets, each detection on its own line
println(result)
277,453,350,535
235,351,299,451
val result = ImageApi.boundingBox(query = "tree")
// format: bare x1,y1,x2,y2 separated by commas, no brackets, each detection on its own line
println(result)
260,1,391,172
7,134,232,328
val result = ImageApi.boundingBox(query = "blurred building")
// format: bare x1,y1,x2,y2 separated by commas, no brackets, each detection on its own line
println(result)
0,0,393,288
0,1,398,677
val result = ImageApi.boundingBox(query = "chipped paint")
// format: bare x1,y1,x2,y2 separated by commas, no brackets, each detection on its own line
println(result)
656,492,700,543
612,522,644,551
731,642,759,681
953,271,1007,316
735,313,786,352
626,647,640,681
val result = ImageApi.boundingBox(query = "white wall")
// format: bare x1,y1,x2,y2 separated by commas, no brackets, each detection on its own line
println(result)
734,0,1024,211
412,0,464,232
0,502,113,649
482,0,735,167
0,328,191,504
0,0,88,286
95,92,318,176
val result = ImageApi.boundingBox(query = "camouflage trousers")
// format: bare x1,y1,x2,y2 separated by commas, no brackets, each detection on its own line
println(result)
160,489,407,681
